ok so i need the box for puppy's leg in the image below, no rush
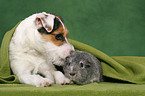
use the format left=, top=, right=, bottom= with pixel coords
left=11, top=60, right=54, bottom=87
left=18, top=74, right=54, bottom=87
left=38, top=64, right=71, bottom=84
left=38, top=64, right=55, bottom=82
left=52, top=71, right=71, bottom=85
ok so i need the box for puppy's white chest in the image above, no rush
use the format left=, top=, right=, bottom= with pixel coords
left=25, top=49, right=45, bottom=73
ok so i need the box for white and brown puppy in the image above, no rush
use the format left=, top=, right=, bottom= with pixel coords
left=9, top=12, right=74, bottom=87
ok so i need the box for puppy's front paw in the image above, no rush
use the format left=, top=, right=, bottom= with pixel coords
left=36, top=78, right=54, bottom=87
left=56, top=77, right=72, bottom=85
left=53, top=71, right=72, bottom=85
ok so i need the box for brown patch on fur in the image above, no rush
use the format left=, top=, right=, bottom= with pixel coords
left=40, top=25, right=69, bottom=46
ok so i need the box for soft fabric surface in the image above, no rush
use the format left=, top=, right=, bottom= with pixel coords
left=1, top=23, right=145, bottom=85
left=0, top=23, right=20, bottom=84
left=0, top=83, right=145, bottom=96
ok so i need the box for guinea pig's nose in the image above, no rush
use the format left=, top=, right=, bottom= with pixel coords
left=69, top=72, right=75, bottom=76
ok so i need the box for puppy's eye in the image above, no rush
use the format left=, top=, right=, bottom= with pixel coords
left=53, top=33, right=64, bottom=41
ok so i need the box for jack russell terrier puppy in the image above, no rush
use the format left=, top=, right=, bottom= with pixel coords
left=9, top=12, right=74, bottom=87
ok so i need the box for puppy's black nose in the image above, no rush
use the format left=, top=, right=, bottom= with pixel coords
left=69, top=72, right=75, bottom=76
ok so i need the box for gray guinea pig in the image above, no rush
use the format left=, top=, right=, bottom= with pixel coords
left=63, top=51, right=103, bottom=85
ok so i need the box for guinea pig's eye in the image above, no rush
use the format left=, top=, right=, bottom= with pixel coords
left=79, top=61, right=84, bottom=69
left=80, top=63, right=83, bottom=68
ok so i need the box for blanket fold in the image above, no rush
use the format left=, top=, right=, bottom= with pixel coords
left=0, top=23, right=20, bottom=84
left=1, top=23, right=145, bottom=84
left=68, top=39, right=145, bottom=84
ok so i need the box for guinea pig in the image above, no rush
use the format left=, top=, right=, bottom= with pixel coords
left=63, top=50, right=103, bottom=85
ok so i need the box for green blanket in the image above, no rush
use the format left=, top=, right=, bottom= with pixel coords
left=1, top=83, right=145, bottom=96
left=1, top=23, right=145, bottom=84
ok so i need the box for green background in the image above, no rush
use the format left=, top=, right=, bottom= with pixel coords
left=0, top=0, right=145, bottom=56
left=1, top=1, right=145, bottom=95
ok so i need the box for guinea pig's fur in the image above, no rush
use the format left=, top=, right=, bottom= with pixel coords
left=63, top=51, right=103, bottom=85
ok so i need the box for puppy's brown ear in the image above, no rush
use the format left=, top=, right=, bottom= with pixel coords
left=35, top=17, right=53, bottom=34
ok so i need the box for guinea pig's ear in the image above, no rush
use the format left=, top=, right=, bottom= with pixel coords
left=86, top=60, right=94, bottom=68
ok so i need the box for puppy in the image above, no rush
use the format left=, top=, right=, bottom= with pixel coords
left=9, top=12, right=74, bottom=87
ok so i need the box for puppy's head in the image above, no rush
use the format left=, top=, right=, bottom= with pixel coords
left=34, top=12, right=74, bottom=66
left=35, top=12, right=69, bottom=46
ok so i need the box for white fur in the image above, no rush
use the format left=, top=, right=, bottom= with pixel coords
left=9, top=12, right=74, bottom=87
